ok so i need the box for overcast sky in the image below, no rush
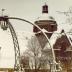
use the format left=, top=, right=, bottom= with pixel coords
left=0, top=0, right=72, bottom=31
left=0, top=0, right=72, bottom=68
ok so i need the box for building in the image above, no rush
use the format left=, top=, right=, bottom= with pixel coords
left=53, top=29, right=72, bottom=72
left=33, top=4, right=72, bottom=72
left=33, top=3, right=57, bottom=48
left=33, top=4, right=57, bottom=38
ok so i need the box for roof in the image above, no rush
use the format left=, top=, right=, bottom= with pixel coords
left=37, top=14, right=55, bottom=21
left=53, top=29, right=72, bottom=51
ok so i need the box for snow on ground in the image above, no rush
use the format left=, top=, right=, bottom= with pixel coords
left=0, top=29, right=34, bottom=68
left=0, top=27, right=72, bottom=68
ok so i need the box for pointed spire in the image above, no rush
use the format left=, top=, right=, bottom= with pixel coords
left=42, top=3, right=48, bottom=13
left=61, top=29, right=65, bottom=33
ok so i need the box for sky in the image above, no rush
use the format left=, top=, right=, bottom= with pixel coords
left=0, top=0, right=72, bottom=68
left=0, top=0, right=72, bottom=31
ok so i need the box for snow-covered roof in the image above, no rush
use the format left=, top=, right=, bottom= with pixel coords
left=43, top=28, right=72, bottom=49
left=60, top=29, right=72, bottom=46
left=50, top=29, right=72, bottom=51
left=49, top=30, right=61, bottom=47
left=37, top=14, right=55, bottom=21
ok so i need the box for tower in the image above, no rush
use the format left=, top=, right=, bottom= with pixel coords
left=33, top=3, right=57, bottom=49
left=33, top=3, right=57, bottom=38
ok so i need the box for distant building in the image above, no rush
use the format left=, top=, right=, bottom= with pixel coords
left=33, top=4, right=57, bottom=38
left=33, top=3, right=72, bottom=72
left=53, top=29, right=72, bottom=72
left=33, top=3, right=57, bottom=48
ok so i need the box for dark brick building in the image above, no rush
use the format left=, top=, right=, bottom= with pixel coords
left=53, top=30, right=72, bottom=72
left=33, top=4, right=72, bottom=72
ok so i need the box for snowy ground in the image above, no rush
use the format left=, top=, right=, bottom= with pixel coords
left=0, top=28, right=33, bottom=68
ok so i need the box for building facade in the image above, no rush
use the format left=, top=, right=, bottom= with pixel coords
left=33, top=4, right=72, bottom=72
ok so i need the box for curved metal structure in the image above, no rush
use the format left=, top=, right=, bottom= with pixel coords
left=0, top=17, right=21, bottom=71
left=0, top=16, right=57, bottom=72
left=8, top=21, right=21, bottom=70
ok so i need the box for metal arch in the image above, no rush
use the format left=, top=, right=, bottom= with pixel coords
left=7, top=17, right=56, bottom=62
left=7, top=21, right=21, bottom=71
left=7, top=16, right=56, bottom=70
left=0, top=17, right=21, bottom=71
left=5, top=17, right=52, bottom=48
left=0, top=16, right=57, bottom=71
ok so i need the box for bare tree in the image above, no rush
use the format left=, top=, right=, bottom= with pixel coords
left=20, top=35, right=51, bottom=71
